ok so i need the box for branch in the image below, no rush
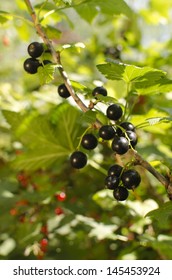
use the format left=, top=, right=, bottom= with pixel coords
left=131, top=150, right=172, bottom=200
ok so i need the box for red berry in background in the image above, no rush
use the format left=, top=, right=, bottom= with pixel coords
left=17, top=174, right=29, bottom=187
left=2, top=35, right=10, bottom=46
left=19, top=214, right=26, bottom=223
left=55, top=207, right=64, bottom=215
left=10, top=208, right=18, bottom=216
left=15, top=199, right=28, bottom=206
left=41, top=225, right=48, bottom=235
left=55, top=192, right=66, bottom=202
left=40, top=238, right=48, bottom=248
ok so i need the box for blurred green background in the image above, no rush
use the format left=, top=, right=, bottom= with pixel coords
left=0, top=0, right=172, bottom=260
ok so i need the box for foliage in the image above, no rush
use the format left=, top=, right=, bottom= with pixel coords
left=0, top=0, right=172, bottom=260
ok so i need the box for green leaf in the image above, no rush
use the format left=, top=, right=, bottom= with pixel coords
left=12, top=148, right=69, bottom=171
left=97, top=62, right=166, bottom=83
left=37, top=64, right=56, bottom=85
left=97, top=62, right=172, bottom=95
left=134, top=77, right=172, bottom=95
left=11, top=104, right=83, bottom=171
left=52, top=103, right=83, bottom=150
left=2, top=110, right=38, bottom=138
left=145, top=117, right=172, bottom=126
left=0, top=11, right=13, bottom=24
left=42, top=25, right=61, bottom=40
left=80, top=110, right=97, bottom=124
left=146, top=201, right=172, bottom=228
left=74, top=0, right=133, bottom=22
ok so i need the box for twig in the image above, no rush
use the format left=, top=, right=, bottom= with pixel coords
left=131, top=150, right=172, bottom=200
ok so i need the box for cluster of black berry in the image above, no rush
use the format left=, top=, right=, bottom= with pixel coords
left=105, top=164, right=141, bottom=201
left=68, top=86, right=138, bottom=166
left=23, top=42, right=51, bottom=74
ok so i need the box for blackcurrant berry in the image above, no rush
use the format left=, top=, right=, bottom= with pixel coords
left=27, top=42, right=44, bottom=58
left=108, top=164, right=123, bottom=177
left=121, top=169, right=141, bottom=189
left=99, top=125, right=115, bottom=140
left=105, top=175, right=119, bottom=190
left=116, top=121, right=135, bottom=135
left=106, top=104, right=123, bottom=121
left=23, top=58, right=41, bottom=74
left=126, top=130, right=137, bottom=147
left=113, top=187, right=129, bottom=201
left=92, top=86, right=107, bottom=97
left=58, top=84, right=70, bottom=98
left=70, top=151, right=87, bottom=169
left=111, top=136, right=129, bottom=155
left=81, top=133, right=98, bottom=150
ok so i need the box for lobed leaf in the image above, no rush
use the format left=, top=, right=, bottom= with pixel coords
left=146, top=201, right=172, bottom=228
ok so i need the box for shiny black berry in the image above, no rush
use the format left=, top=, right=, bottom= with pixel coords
left=106, top=104, right=123, bottom=121
left=70, top=151, right=87, bottom=169
left=92, top=86, right=107, bottom=97
left=111, top=136, right=129, bottom=155
left=99, top=125, right=115, bottom=140
left=23, top=58, right=41, bottom=74
left=27, top=42, right=44, bottom=58
left=58, top=84, right=70, bottom=98
left=126, top=130, right=137, bottom=147
left=121, top=169, right=141, bottom=189
left=117, top=121, right=135, bottom=135
left=105, top=175, right=119, bottom=190
left=81, top=134, right=98, bottom=150
left=113, top=187, right=129, bottom=201
left=108, top=164, right=123, bottom=177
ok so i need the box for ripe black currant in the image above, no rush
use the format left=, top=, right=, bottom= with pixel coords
left=113, top=187, right=129, bottom=201
left=126, top=130, right=137, bottom=147
left=23, top=58, right=41, bottom=74
left=70, top=151, right=87, bottom=169
left=92, top=86, right=107, bottom=97
left=117, top=121, right=135, bottom=135
left=58, top=84, right=70, bottom=98
left=105, top=175, right=119, bottom=190
left=27, top=42, right=44, bottom=58
left=108, top=164, right=123, bottom=177
left=81, top=133, right=98, bottom=150
left=111, top=136, right=129, bottom=155
left=99, top=125, right=115, bottom=140
left=121, top=169, right=141, bottom=189
left=106, top=104, right=123, bottom=121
